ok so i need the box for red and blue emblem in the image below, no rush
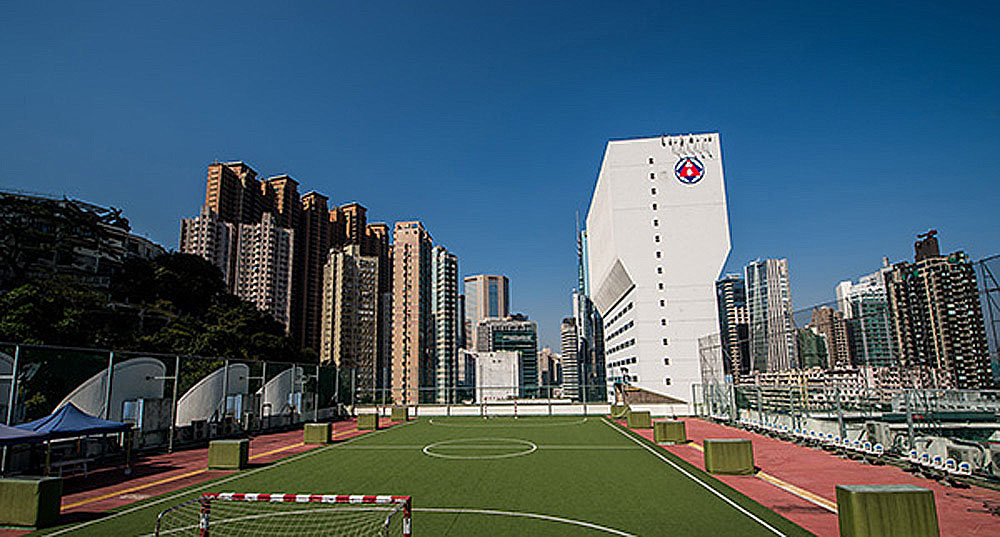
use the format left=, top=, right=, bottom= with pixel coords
left=674, top=156, right=705, bottom=184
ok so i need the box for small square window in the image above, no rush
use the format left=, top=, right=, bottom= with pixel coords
left=661, top=319, right=666, bottom=326
left=652, top=203, right=657, bottom=210
left=649, top=172, right=655, bottom=179
left=656, top=251, right=661, bottom=258
left=664, top=378, right=672, bottom=386
left=659, top=299, right=665, bottom=307
left=654, top=235, right=660, bottom=242
left=657, top=267, right=663, bottom=274
left=653, top=219, right=658, bottom=227
left=648, top=157, right=654, bottom=164
left=658, top=282, right=664, bottom=290
left=651, top=188, right=657, bottom=195
left=662, top=338, right=669, bottom=345
left=663, top=358, right=670, bottom=365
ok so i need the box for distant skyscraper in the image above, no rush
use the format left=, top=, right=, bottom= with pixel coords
left=477, top=316, right=538, bottom=396
left=885, top=231, right=993, bottom=389
left=179, top=205, right=237, bottom=289
left=836, top=260, right=896, bottom=367
left=538, top=347, right=562, bottom=388
left=559, top=317, right=579, bottom=396
left=233, top=212, right=295, bottom=330
left=464, top=274, right=510, bottom=350
left=319, top=244, right=379, bottom=395
left=715, top=274, right=750, bottom=380
left=391, top=221, right=433, bottom=403
left=341, top=202, right=367, bottom=247
left=809, top=307, right=850, bottom=369
left=745, top=258, right=797, bottom=372
left=586, top=133, right=730, bottom=402
left=431, top=246, right=459, bottom=402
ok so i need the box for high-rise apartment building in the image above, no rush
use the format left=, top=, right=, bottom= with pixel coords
left=836, top=261, right=896, bottom=367
left=204, top=161, right=263, bottom=225
left=364, top=222, right=393, bottom=390
left=233, top=212, right=295, bottom=329
left=586, top=134, right=730, bottom=402
left=391, top=221, right=433, bottom=403
left=477, top=316, right=538, bottom=396
left=809, top=307, right=850, bottom=369
left=885, top=232, right=992, bottom=389
left=574, top=229, right=606, bottom=401
left=341, top=203, right=367, bottom=247
left=560, top=316, right=579, bottom=396
left=715, top=274, right=750, bottom=380
left=319, top=244, right=379, bottom=394
left=464, top=274, right=510, bottom=351
left=745, top=258, right=798, bottom=373
left=179, top=205, right=237, bottom=288
left=298, top=192, right=334, bottom=351
left=431, top=246, right=459, bottom=402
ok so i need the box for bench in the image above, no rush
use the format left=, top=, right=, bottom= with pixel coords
left=50, top=457, right=95, bottom=477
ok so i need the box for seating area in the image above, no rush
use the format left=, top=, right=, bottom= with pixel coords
left=906, top=449, right=973, bottom=478
left=737, top=417, right=885, bottom=462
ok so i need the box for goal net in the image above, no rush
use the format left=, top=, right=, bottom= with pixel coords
left=155, top=493, right=411, bottom=537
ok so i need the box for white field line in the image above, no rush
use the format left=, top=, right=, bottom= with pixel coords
left=602, top=418, right=789, bottom=537
left=337, top=444, right=641, bottom=450
left=428, top=417, right=588, bottom=427
left=44, top=420, right=417, bottom=537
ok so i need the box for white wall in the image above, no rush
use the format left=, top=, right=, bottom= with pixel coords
left=587, top=134, right=731, bottom=403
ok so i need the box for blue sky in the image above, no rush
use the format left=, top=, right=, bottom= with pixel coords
left=2, top=1, right=998, bottom=350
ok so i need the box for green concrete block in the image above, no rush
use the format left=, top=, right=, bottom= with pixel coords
left=391, top=406, right=409, bottom=422
left=704, top=439, right=754, bottom=475
left=627, top=410, right=652, bottom=429
left=0, top=477, right=63, bottom=528
left=654, top=420, right=687, bottom=443
left=357, top=413, right=379, bottom=430
left=208, top=439, right=249, bottom=470
left=611, top=404, right=630, bottom=419
left=836, top=485, right=939, bottom=537
left=303, top=423, right=331, bottom=444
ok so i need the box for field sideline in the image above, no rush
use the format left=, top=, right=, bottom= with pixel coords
left=33, top=416, right=815, bottom=536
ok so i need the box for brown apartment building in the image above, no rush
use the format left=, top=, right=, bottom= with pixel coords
left=391, top=221, right=433, bottom=403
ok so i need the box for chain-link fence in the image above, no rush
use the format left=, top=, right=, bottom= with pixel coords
left=0, top=342, right=347, bottom=475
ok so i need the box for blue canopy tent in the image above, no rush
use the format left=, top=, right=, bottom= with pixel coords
left=0, top=423, right=48, bottom=447
left=15, top=403, right=132, bottom=476
left=15, top=403, right=132, bottom=438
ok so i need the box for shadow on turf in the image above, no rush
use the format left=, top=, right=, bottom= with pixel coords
left=61, top=460, right=187, bottom=495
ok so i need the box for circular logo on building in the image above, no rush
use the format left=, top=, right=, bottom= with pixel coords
left=674, top=156, right=705, bottom=184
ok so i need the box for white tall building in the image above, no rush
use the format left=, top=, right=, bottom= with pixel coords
left=234, top=212, right=295, bottom=330
left=179, top=205, right=237, bottom=287
left=586, top=133, right=731, bottom=403
left=431, top=246, right=459, bottom=402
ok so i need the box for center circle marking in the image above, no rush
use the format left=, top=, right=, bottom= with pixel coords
left=422, top=438, right=537, bottom=460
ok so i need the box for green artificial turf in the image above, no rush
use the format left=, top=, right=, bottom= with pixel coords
left=35, top=416, right=814, bottom=537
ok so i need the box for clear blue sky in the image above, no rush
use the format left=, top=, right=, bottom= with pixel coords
left=2, top=1, right=998, bottom=350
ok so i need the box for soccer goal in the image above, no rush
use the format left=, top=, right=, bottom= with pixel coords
left=154, top=493, right=411, bottom=537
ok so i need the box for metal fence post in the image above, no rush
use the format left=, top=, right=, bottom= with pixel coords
left=314, top=364, right=320, bottom=422
left=168, top=355, right=180, bottom=453
left=835, top=385, right=846, bottom=440
left=904, top=389, right=915, bottom=450
left=1, top=344, right=21, bottom=474
left=104, top=350, right=116, bottom=420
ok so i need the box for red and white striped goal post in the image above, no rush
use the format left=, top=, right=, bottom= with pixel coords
left=196, top=493, right=412, bottom=537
